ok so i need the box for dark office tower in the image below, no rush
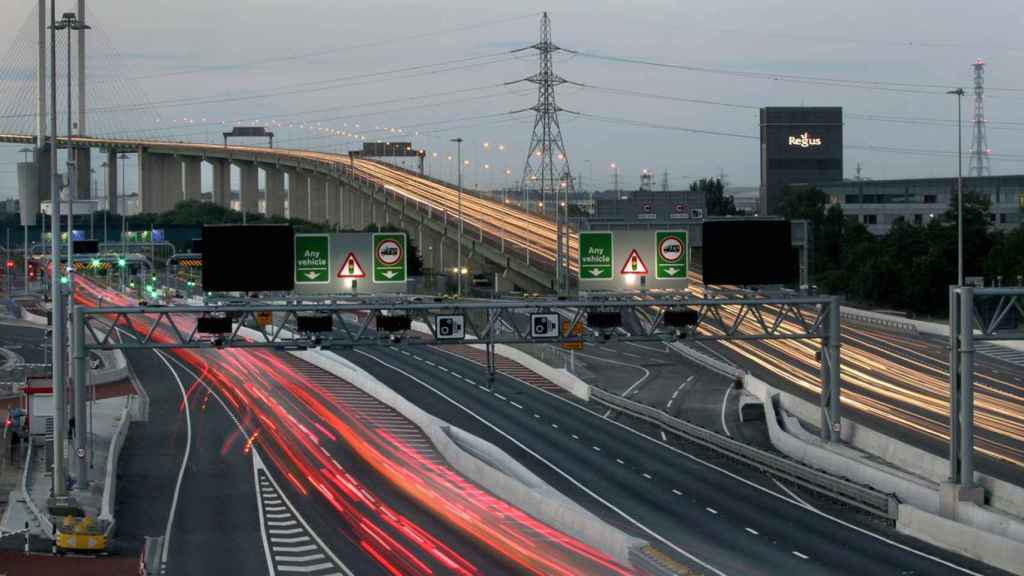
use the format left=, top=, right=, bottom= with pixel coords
left=760, top=107, right=843, bottom=215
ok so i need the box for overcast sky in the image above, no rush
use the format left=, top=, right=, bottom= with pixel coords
left=2, top=0, right=1024, bottom=198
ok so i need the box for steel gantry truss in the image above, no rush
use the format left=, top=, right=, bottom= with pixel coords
left=59, top=294, right=845, bottom=500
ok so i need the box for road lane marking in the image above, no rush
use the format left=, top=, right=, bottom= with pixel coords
left=720, top=386, right=733, bottom=437
left=672, top=489, right=683, bottom=496
left=510, top=401, right=524, bottom=409
left=592, top=445, right=602, bottom=451
left=153, top=351, right=192, bottom=575
left=353, top=349, right=730, bottom=576
left=642, top=473, right=652, bottom=480
left=494, top=393, right=507, bottom=400
left=745, top=528, right=758, bottom=535
left=616, top=459, right=625, bottom=465
left=792, top=551, right=809, bottom=560
left=705, top=507, right=718, bottom=515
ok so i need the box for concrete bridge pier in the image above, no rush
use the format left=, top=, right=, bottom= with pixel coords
left=238, top=162, right=259, bottom=214
left=211, top=158, right=231, bottom=208
left=265, top=167, right=285, bottom=217
left=161, top=155, right=182, bottom=211
left=309, top=174, right=326, bottom=223
left=74, top=146, right=91, bottom=200
left=326, top=179, right=341, bottom=228
left=104, top=150, right=117, bottom=213
left=183, top=157, right=202, bottom=202
left=288, top=169, right=309, bottom=220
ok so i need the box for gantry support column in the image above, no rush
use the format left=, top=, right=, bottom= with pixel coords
left=211, top=158, right=231, bottom=208
left=327, top=179, right=341, bottom=228
left=183, top=157, right=202, bottom=202
left=308, top=174, right=326, bottom=223
left=288, top=170, right=309, bottom=220
left=238, top=162, right=259, bottom=215
left=341, top=186, right=353, bottom=229
left=265, top=167, right=285, bottom=217
left=105, top=149, right=118, bottom=213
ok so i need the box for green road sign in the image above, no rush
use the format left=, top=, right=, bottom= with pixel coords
left=373, top=233, right=407, bottom=283
left=655, top=230, right=688, bottom=279
left=579, top=231, right=614, bottom=280
left=295, top=234, right=331, bottom=284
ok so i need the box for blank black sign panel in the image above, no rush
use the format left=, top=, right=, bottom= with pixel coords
left=702, top=220, right=795, bottom=286
left=201, top=225, right=294, bottom=292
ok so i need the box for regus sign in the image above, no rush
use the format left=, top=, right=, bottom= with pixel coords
left=788, top=132, right=822, bottom=148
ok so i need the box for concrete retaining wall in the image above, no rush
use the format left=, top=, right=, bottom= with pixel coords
left=897, top=504, right=1024, bottom=576
left=671, top=342, right=745, bottom=380
left=20, top=306, right=47, bottom=326
left=91, top=350, right=129, bottom=386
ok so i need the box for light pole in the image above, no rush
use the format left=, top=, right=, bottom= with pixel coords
left=948, top=88, right=965, bottom=286
left=100, top=161, right=107, bottom=245
left=451, top=137, right=463, bottom=296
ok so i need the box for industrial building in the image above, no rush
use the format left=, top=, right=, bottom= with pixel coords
left=823, top=175, right=1024, bottom=235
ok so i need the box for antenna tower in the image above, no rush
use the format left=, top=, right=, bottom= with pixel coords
left=969, top=59, right=991, bottom=177
left=513, top=12, right=575, bottom=294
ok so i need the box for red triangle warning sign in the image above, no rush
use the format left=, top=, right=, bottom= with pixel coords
left=620, top=249, right=649, bottom=275
left=337, top=252, right=366, bottom=278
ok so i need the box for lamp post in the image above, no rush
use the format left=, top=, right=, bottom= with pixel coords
left=100, top=161, right=107, bottom=245
left=948, top=88, right=965, bottom=287
left=451, top=137, right=463, bottom=296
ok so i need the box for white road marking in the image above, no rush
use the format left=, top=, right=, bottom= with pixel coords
left=592, top=445, right=601, bottom=451
left=494, top=393, right=507, bottom=400
left=267, top=520, right=299, bottom=527
left=269, top=528, right=304, bottom=536
left=792, top=551, right=809, bottom=560
left=660, top=430, right=668, bottom=442
left=672, top=489, right=683, bottom=496
left=278, top=563, right=335, bottom=573
left=533, top=413, right=541, bottom=419
left=551, top=423, right=559, bottom=429
left=510, top=401, right=524, bottom=409
left=616, top=459, right=625, bottom=465
left=270, top=536, right=311, bottom=544
left=275, top=553, right=326, bottom=563
left=745, top=528, right=759, bottom=535
left=154, top=351, right=192, bottom=574
left=706, top=507, right=718, bottom=515
left=720, top=386, right=733, bottom=437
left=571, top=434, right=579, bottom=440
left=642, top=473, right=652, bottom=480
left=772, top=479, right=814, bottom=510
left=274, top=545, right=317, bottom=553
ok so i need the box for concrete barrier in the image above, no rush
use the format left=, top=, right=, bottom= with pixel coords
left=20, top=306, right=47, bottom=326
left=98, top=396, right=134, bottom=537
left=410, top=318, right=591, bottom=400
left=670, top=342, right=745, bottom=380
left=90, top=349, right=129, bottom=386
left=841, top=304, right=1024, bottom=354
left=20, top=441, right=53, bottom=537
left=468, top=342, right=591, bottom=401
left=897, top=504, right=1024, bottom=576
left=239, top=324, right=644, bottom=569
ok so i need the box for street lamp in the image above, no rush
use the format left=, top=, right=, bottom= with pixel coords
left=948, top=88, right=965, bottom=286
left=54, top=11, right=89, bottom=301
left=451, top=137, right=464, bottom=296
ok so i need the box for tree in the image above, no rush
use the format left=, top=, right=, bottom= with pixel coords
left=690, top=178, right=737, bottom=216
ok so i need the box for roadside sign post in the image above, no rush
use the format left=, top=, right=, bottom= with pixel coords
left=579, top=232, right=613, bottom=280
left=372, top=233, right=407, bottom=283
left=295, top=234, right=331, bottom=284
left=655, top=231, right=688, bottom=280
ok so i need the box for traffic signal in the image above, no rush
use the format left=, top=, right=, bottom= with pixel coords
left=117, top=258, right=127, bottom=267
left=91, top=258, right=101, bottom=268
left=5, top=259, right=14, bottom=270
left=60, top=276, right=69, bottom=285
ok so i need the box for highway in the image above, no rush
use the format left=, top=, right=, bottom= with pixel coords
left=333, top=337, right=1009, bottom=576
left=74, top=276, right=633, bottom=575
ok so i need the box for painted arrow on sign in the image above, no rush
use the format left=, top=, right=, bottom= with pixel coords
left=380, top=270, right=399, bottom=280
left=303, top=271, right=321, bottom=281
left=662, top=267, right=681, bottom=276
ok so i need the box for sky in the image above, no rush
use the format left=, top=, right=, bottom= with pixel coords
left=2, top=0, right=1024, bottom=199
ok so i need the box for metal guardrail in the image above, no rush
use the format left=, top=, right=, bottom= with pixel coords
left=840, top=312, right=918, bottom=335
left=591, top=387, right=900, bottom=520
